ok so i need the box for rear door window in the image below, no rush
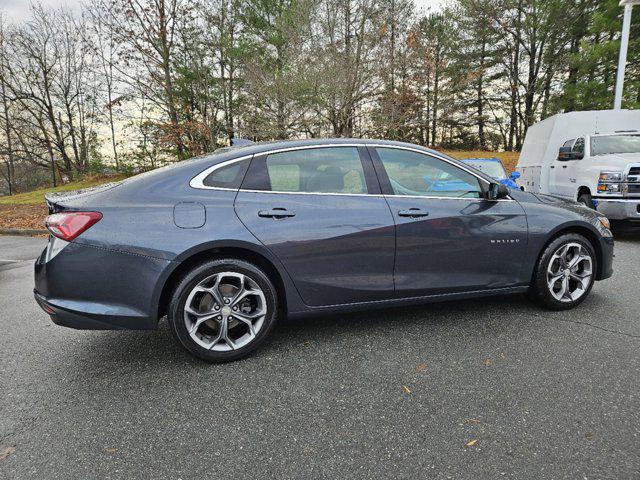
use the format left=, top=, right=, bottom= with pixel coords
left=250, top=147, right=368, bottom=194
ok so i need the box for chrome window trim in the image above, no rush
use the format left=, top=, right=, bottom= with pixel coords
left=236, top=189, right=498, bottom=201
left=189, top=143, right=513, bottom=200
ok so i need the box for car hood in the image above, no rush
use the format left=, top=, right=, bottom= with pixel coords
left=514, top=190, right=605, bottom=220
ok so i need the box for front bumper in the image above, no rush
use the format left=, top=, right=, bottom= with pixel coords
left=594, top=198, right=640, bottom=220
left=597, top=236, right=614, bottom=281
left=34, top=237, right=171, bottom=330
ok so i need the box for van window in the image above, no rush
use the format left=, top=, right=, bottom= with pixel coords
left=591, top=135, right=640, bottom=156
left=572, top=138, right=585, bottom=155
left=562, top=139, right=575, bottom=148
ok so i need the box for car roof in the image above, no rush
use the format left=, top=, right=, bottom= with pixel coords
left=219, top=138, right=449, bottom=158
left=461, top=157, right=502, bottom=163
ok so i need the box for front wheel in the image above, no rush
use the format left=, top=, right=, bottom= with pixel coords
left=168, top=259, right=279, bottom=362
left=529, top=234, right=596, bottom=310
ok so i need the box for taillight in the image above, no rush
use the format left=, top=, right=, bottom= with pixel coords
left=44, top=211, right=102, bottom=241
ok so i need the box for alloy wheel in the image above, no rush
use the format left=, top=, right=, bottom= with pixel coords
left=183, top=272, right=267, bottom=351
left=546, top=243, right=593, bottom=303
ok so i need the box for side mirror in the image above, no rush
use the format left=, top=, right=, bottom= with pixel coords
left=558, top=147, right=584, bottom=161
left=510, top=171, right=521, bottom=180
left=487, top=182, right=509, bottom=200
left=557, top=146, right=572, bottom=161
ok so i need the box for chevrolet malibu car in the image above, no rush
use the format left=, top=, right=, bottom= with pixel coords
left=34, top=139, right=614, bottom=362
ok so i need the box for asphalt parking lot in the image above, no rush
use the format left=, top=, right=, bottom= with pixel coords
left=1, top=230, right=639, bottom=479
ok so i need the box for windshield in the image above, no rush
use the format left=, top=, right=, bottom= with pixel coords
left=591, top=135, right=640, bottom=156
left=462, top=160, right=506, bottom=180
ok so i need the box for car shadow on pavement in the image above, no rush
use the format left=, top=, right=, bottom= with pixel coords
left=69, top=292, right=540, bottom=369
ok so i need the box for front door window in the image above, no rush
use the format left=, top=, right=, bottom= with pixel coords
left=375, top=148, right=483, bottom=198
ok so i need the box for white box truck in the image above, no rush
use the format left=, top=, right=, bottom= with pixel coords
left=516, top=109, right=640, bottom=220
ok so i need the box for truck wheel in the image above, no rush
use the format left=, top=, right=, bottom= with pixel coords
left=529, top=234, right=596, bottom=311
left=578, top=193, right=594, bottom=209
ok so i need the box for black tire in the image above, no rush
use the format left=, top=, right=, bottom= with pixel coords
left=168, top=258, right=279, bottom=362
left=578, top=192, right=594, bottom=209
left=528, top=233, right=597, bottom=311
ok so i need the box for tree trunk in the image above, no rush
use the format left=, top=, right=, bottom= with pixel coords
left=508, top=0, right=522, bottom=151
left=431, top=47, right=440, bottom=145
left=0, top=76, right=14, bottom=195
left=477, top=39, right=486, bottom=149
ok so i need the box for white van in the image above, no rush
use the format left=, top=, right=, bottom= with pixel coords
left=517, top=109, right=640, bottom=220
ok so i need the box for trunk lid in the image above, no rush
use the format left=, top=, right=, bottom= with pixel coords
left=44, top=182, right=122, bottom=214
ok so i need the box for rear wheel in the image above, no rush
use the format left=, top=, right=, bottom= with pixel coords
left=529, top=234, right=596, bottom=310
left=168, top=259, right=278, bottom=362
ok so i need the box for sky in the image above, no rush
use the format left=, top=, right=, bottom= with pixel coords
left=1, top=0, right=449, bottom=23
left=1, top=0, right=80, bottom=22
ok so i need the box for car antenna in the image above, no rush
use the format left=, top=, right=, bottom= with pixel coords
left=230, top=138, right=255, bottom=147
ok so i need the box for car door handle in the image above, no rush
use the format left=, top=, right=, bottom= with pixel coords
left=550, top=165, right=555, bottom=169
left=398, top=208, right=429, bottom=218
left=258, top=208, right=296, bottom=219
left=562, top=165, right=567, bottom=168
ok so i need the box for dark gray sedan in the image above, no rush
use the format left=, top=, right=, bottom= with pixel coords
left=34, top=139, right=614, bottom=362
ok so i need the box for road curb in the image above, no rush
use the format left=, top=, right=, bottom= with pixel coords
left=0, top=228, right=47, bottom=236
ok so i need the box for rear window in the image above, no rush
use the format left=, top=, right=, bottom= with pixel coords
left=203, top=159, right=250, bottom=188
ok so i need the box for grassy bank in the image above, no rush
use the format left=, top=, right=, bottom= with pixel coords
left=0, top=174, right=125, bottom=232
left=0, top=175, right=126, bottom=206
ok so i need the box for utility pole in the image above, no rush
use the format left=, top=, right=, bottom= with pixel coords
left=614, top=0, right=639, bottom=109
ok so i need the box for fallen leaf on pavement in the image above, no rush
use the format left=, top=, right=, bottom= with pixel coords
left=584, top=432, right=594, bottom=440
left=483, top=358, right=492, bottom=366
left=0, top=447, right=16, bottom=461
left=104, top=448, right=117, bottom=454
left=402, top=385, right=412, bottom=394
left=466, top=439, right=478, bottom=447
left=416, top=363, right=428, bottom=372
left=468, top=418, right=481, bottom=425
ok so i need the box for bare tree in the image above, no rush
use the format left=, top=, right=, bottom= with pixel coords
left=0, top=14, right=15, bottom=194
left=95, top=0, right=188, bottom=156
left=88, top=0, right=123, bottom=169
